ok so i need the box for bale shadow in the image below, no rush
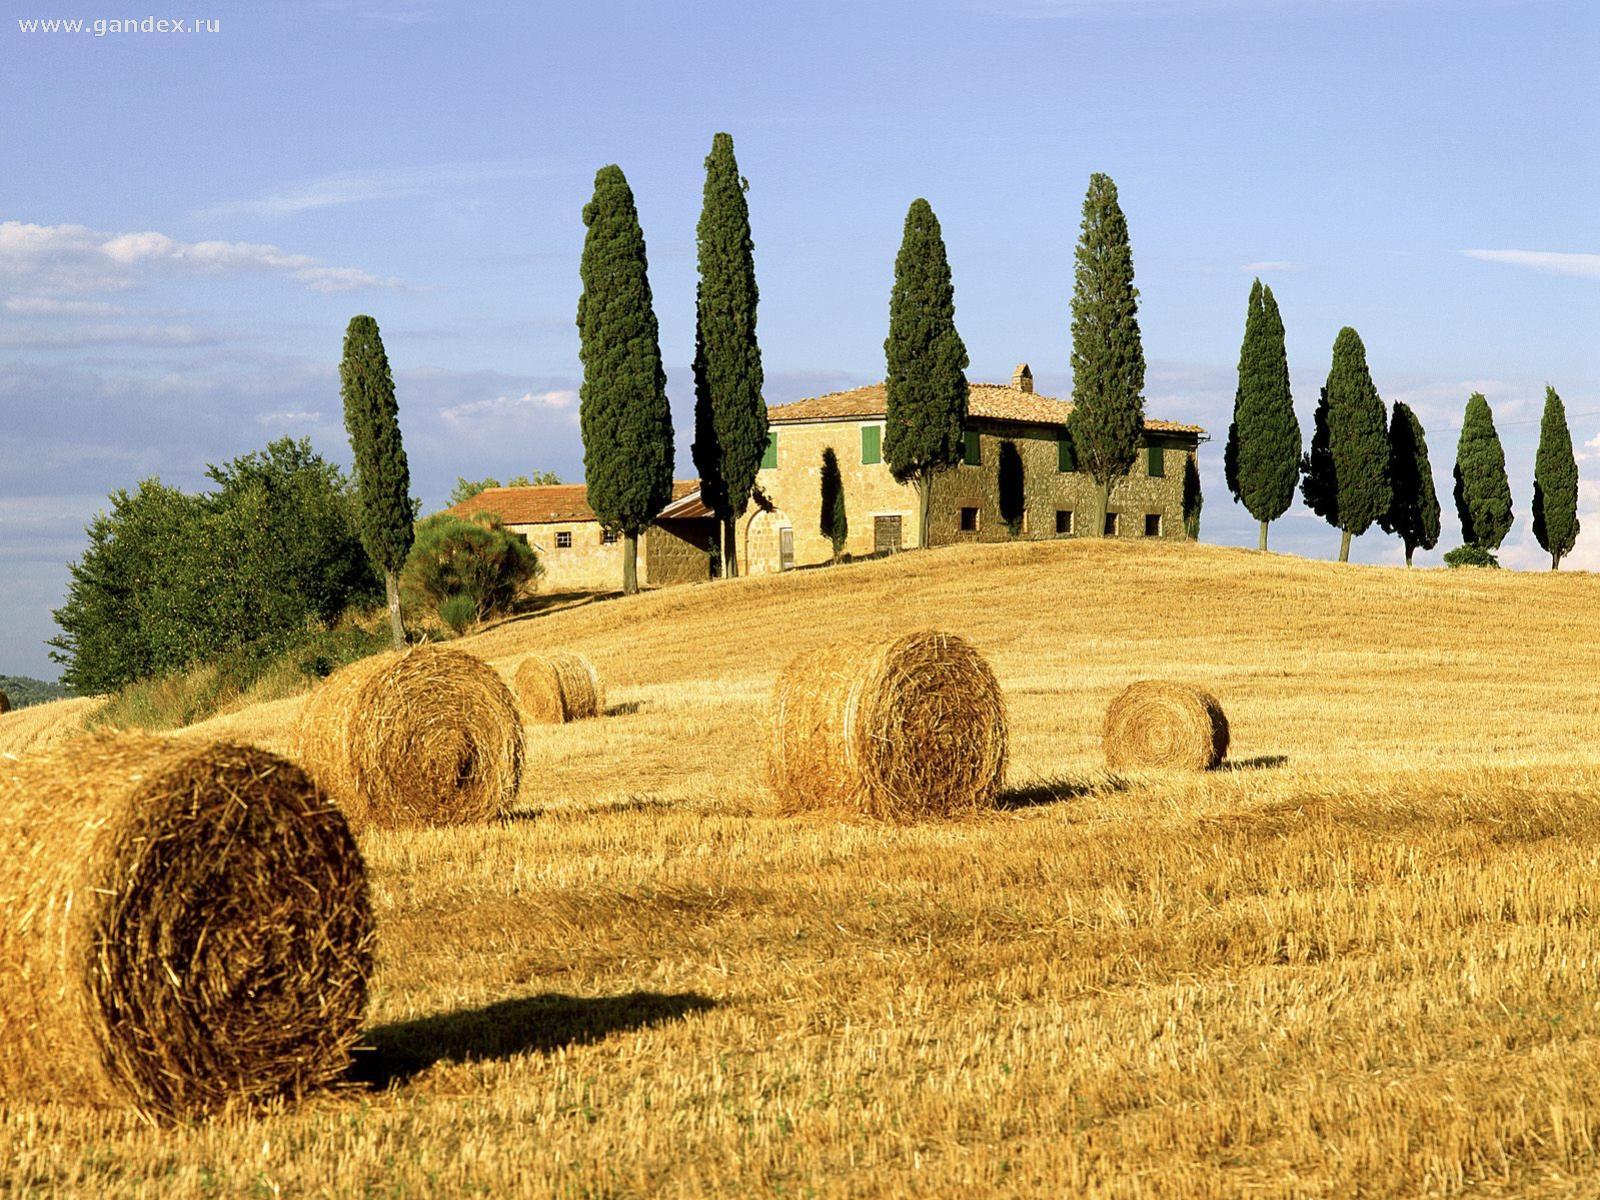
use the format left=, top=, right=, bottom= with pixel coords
left=350, top=990, right=717, bottom=1089
left=605, top=700, right=647, bottom=717
left=996, top=776, right=1127, bottom=810
left=1221, top=755, right=1289, bottom=772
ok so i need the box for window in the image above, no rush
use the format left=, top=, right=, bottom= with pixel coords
left=861, top=424, right=882, bottom=465
left=962, top=429, right=981, bottom=466
left=1144, top=513, right=1163, bottom=538
left=1055, top=509, right=1074, bottom=536
left=601, top=529, right=619, bottom=544
left=959, top=506, right=980, bottom=532
left=761, top=431, right=778, bottom=470
left=1146, top=442, right=1165, bottom=478
left=1104, top=512, right=1119, bottom=536
left=1057, top=431, right=1076, bottom=473
left=555, top=531, right=573, bottom=549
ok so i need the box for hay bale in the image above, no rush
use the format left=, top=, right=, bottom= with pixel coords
left=513, top=652, right=604, bottom=724
left=294, top=646, right=523, bottom=828
left=1103, top=680, right=1229, bottom=771
left=0, top=733, right=373, bottom=1121
left=767, top=630, right=1007, bottom=820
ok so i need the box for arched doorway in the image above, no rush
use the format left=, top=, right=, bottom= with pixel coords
left=745, top=506, right=793, bottom=575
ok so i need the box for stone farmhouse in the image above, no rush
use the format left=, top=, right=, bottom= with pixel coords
left=739, top=364, right=1206, bottom=575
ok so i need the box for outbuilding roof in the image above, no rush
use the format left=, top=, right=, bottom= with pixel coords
left=767, top=380, right=1206, bottom=437
left=446, top=480, right=701, bottom=526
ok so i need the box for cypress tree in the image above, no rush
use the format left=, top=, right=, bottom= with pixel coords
left=1300, top=327, right=1389, bottom=561
left=1225, top=280, right=1300, bottom=550
left=1533, top=385, right=1579, bottom=569
left=577, top=165, right=675, bottom=595
left=1183, top=453, right=1204, bottom=539
left=1453, top=392, right=1513, bottom=553
left=1069, top=172, right=1145, bottom=535
left=339, top=314, right=414, bottom=647
left=819, top=447, right=848, bottom=562
left=1378, top=401, right=1440, bottom=566
left=690, top=132, right=767, bottom=579
left=883, top=198, right=968, bottom=548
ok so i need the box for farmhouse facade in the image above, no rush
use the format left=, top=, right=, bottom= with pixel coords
left=445, top=481, right=716, bottom=592
left=739, top=364, right=1207, bottom=574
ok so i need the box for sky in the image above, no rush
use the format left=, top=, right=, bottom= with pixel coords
left=1, top=0, right=1596, bottom=679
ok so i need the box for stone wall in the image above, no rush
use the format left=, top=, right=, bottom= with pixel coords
left=510, top=518, right=715, bottom=592
left=647, top=518, right=715, bottom=585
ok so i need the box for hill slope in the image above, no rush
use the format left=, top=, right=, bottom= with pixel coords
left=10, top=539, right=1600, bottom=1197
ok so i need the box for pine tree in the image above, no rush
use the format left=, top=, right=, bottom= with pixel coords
left=1453, top=392, right=1513, bottom=553
left=1533, top=385, right=1578, bottom=568
left=883, top=198, right=968, bottom=547
left=1378, top=401, right=1440, bottom=566
left=1225, top=280, right=1300, bottom=550
left=1069, top=172, right=1145, bottom=534
left=339, top=314, right=414, bottom=646
left=690, top=132, right=766, bottom=578
left=819, top=447, right=848, bottom=562
left=1300, top=327, right=1389, bottom=561
left=577, top=165, right=675, bottom=595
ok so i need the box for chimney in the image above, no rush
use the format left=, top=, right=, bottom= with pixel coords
left=1011, top=363, right=1033, bottom=393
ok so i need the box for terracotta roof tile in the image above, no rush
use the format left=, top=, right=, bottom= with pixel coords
left=766, top=381, right=1206, bottom=436
left=446, top=480, right=701, bottom=526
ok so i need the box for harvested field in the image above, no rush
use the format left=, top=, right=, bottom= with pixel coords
left=12, top=538, right=1600, bottom=1196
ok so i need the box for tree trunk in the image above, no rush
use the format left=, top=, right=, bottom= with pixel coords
left=917, top=470, right=933, bottom=548
left=622, top=533, right=639, bottom=595
left=1338, top=529, right=1352, bottom=563
left=1405, top=545, right=1414, bottom=567
left=1553, top=551, right=1562, bottom=570
left=1096, top=481, right=1112, bottom=537
left=722, top=515, right=739, bottom=578
left=1258, top=519, right=1268, bottom=552
left=384, top=569, right=406, bottom=648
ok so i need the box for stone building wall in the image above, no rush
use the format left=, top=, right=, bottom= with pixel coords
left=508, top=519, right=621, bottom=592
left=647, top=519, right=715, bottom=585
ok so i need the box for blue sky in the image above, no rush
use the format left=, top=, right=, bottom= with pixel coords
left=1, top=0, right=1596, bottom=678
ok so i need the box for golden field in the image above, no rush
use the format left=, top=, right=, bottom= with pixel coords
left=7, top=537, right=1600, bottom=1197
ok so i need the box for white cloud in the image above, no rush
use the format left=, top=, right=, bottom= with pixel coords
left=256, top=410, right=324, bottom=426
left=1463, top=249, right=1600, bottom=280
left=0, top=220, right=401, bottom=295
left=440, top=389, right=578, bottom=423
left=3, top=296, right=125, bottom=317
left=0, top=322, right=225, bottom=348
left=200, top=162, right=542, bottom=219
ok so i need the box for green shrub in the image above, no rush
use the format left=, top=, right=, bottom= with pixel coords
left=400, top=511, right=540, bottom=622
left=1443, top=544, right=1500, bottom=569
left=438, top=594, right=478, bottom=636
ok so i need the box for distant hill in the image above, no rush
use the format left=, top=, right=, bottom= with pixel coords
left=0, top=675, right=72, bottom=709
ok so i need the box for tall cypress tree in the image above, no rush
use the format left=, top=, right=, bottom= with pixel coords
left=1225, top=280, right=1300, bottom=550
left=1300, top=327, right=1389, bottom=561
left=691, top=132, right=766, bottom=579
left=1069, top=173, right=1145, bottom=535
left=819, top=446, right=848, bottom=562
left=883, top=198, right=968, bottom=548
left=1379, top=401, right=1440, bottom=566
left=1533, top=385, right=1578, bottom=568
left=339, top=314, right=413, bottom=646
left=577, top=165, right=675, bottom=595
left=1453, top=392, right=1513, bottom=553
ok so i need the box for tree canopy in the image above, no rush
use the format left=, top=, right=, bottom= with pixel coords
left=1225, top=279, right=1299, bottom=549
left=1532, top=385, right=1579, bottom=568
left=1453, top=392, right=1513, bottom=552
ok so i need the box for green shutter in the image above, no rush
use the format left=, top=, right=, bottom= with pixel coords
left=861, top=424, right=881, bottom=465
left=963, top=429, right=981, bottom=466
left=761, top=431, right=777, bottom=470
left=1146, top=441, right=1165, bottom=478
left=1057, top=431, right=1076, bottom=473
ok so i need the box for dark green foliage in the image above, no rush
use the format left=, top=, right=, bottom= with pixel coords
left=1444, top=544, right=1500, bottom=569
left=437, top=595, right=478, bottom=637
left=450, top=472, right=561, bottom=508
left=50, top=439, right=379, bottom=695
left=577, top=164, right=675, bottom=592
left=0, top=675, right=71, bottom=707
left=339, top=315, right=414, bottom=573
left=1453, top=392, right=1513, bottom=551
left=1069, top=173, right=1145, bottom=510
left=883, top=198, right=969, bottom=547
left=690, top=133, right=767, bottom=576
left=819, top=447, right=848, bottom=561
left=400, top=511, right=540, bottom=622
left=1183, top=453, right=1204, bottom=539
left=997, top=441, right=1026, bottom=536
left=1533, top=385, right=1579, bottom=568
left=1225, top=280, right=1299, bottom=546
left=1379, top=402, right=1441, bottom=566
left=1299, top=328, right=1390, bottom=560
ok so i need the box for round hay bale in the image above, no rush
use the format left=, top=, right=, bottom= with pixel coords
left=767, top=630, right=1007, bottom=820
left=0, top=733, right=373, bottom=1121
left=294, top=646, right=523, bottom=828
left=1103, top=680, right=1229, bottom=771
left=0, top=688, right=10, bottom=715
left=513, top=652, right=604, bottom=724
